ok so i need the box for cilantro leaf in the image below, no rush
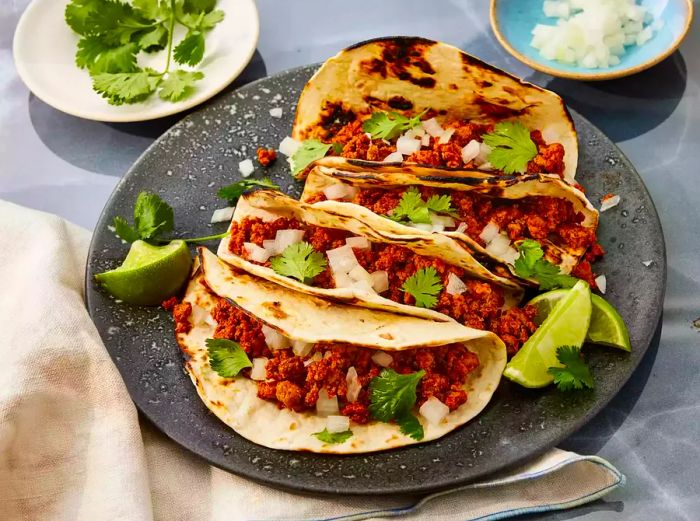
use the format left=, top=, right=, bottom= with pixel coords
left=76, top=38, right=138, bottom=73
left=390, top=187, right=431, bottom=224
left=362, top=110, right=425, bottom=140
left=425, top=193, right=457, bottom=217
left=289, top=140, right=332, bottom=175
left=482, top=121, right=538, bottom=174
left=92, top=71, right=161, bottom=105
left=401, top=267, right=443, bottom=309
left=217, top=178, right=280, bottom=204
left=158, top=70, right=203, bottom=101
left=548, top=346, right=594, bottom=391
left=206, top=338, right=252, bottom=377
left=132, top=0, right=168, bottom=19
left=369, top=369, right=425, bottom=422
left=182, top=0, right=217, bottom=13
left=513, top=239, right=578, bottom=290
left=112, top=216, right=141, bottom=243
left=173, top=31, right=205, bottom=66
left=85, top=0, right=154, bottom=46
left=133, top=191, right=175, bottom=240
left=138, top=24, right=168, bottom=52
left=65, top=0, right=103, bottom=35
left=397, top=413, right=424, bottom=440
left=312, top=428, right=353, bottom=444
left=270, top=242, right=327, bottom=283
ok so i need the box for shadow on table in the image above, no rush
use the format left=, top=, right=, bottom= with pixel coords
left=27, top=50, right=267, bottom=177
left=537, top=52, right=688, bottom=143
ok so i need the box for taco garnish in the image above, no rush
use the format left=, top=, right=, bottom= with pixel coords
left=173, top=249, right=507, bottom=453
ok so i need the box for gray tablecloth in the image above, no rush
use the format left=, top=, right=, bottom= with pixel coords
left=2, top=1, right=699, bottom=519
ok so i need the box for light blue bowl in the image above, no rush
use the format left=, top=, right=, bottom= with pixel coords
left=491, top=0, right=693, bottom=80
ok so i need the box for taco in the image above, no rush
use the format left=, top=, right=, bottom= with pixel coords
left=300, top=157, right=600, bottom=280
left=173, top=249, right=506, bottom=453
left=290, top=37, right=577, bottom=181
left=217, top=190, right=538, bottom=354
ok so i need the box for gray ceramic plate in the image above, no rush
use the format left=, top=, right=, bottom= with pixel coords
left=86, top=65, right=666, bottom=495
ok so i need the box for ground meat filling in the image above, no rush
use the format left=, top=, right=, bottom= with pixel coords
left=207, top=296, right=481, bottom=417
left=227, top=217, right=538, bottom=353
left=256, top=147, right=277, bottom=167
left=328, top=118, right=565, bottom=177
left=165, top=297, right=193, bottom=334
left=354, top=187, right=596, bottom=252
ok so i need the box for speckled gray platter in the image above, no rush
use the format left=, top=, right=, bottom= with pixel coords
left=86, top=65, right=666, bottom=496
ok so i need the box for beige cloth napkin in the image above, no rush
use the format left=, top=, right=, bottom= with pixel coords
left=0, top=200, right=624, bottom=521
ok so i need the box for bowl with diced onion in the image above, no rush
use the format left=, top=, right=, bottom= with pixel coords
left=490, top=0, right=693, bottom=80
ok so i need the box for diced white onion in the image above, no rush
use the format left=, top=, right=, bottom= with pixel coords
left=261, top=324, right=291, bottom=350
left=419, top=396, right=450, bottom=425
left=501, top=247, right=520, bottom=265
left=250, top=358, right=268, bottom=381
left=405, top=127, right=426, bottom=139
left=323, top=182, right=353, bottom=201
left=346, top=236, right=371, bottom=249
left=430, top=223, right=445, bottom=233
left=371, top=351, right=393, bottom=367
left=350, top=278, right=374, bottom=292
left=600, top=194, right=621, bottom=212
left=269, top=107, right=283, bottom=118
left=243, top=242, right=271, bottom=263
left=455, top=222, right=468, bottom=234
left=476, top=143, right=492, bottom=165
left=595, top=274, right=607, bottom=294
left=422, top=118, right=444, bottom=137
left=262, top=239, right=278, bottom=254
left=446, top=273, right=467, bottom=296
left=642, top=260, right=653, bottom=267
left=407, top=223, right=434, bottom=232
left=421, top=133, right=431, bottom=147
left=485, top=233, right=512, bottom=257
left=316, top=388, right=339, bottom=417
left=349, top=264, right=372, bottom=285
left=479, top=221, right=501, bottom=243
left=346, top=367, right=362, bottom=403
left=326, top=415, right=350, bottom=434
left=210, top=206, right=235, bottom=223
left=279, top=136, right=301, bottom=156
left=370, top=270, right=389, bottom=293
left=461, top=139, right=481, bottom=164
left=396, top=136, right=422, bottom=155
left=438, top=128, right=455, bottom=144
left=275, top=229, right=305, bottom=253
left=292, top=340, right=313, bottom=357
left=238, top=159, right=254, bottom=178
left=304, top=351, right=322, bottom=367
left=430, top=213, right=456, bottom=229
left=327, top=245, right=359, bottom=274
left=383, top=151, right=404, bottom=162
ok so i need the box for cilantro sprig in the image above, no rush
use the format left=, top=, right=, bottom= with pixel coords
left=313, top=429, right=353, bottom=444
left=206, top=338, right=252, bottom=377
left=270, top=242, right=328, bottom=283
left=65, top=0, right=224, bottom=105
left=369, top=369, right=425, bottom=440
left=401, top=267, right=444, bottom=309
left=482, top=122, right=538, bottom=174
left=362, top=110, right=427, bottom=140
left=217, top=178, right=280, bottom=204
left=548, top=346, right=594, bottom=391
left=389, top=187, right=458, bottom=225
left=289, top=140, right=334, bottom=175
left=112, top=191, right=228, bottom=244
left=513, top=240, right=578, bottom=290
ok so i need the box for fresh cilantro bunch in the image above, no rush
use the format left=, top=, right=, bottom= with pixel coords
left=206, top=338, right=252, bottom=377
left=369, top=369, right=425, bottom=440
left=217, top=178, right=280, bottom=204
left=65, top=0, right=224, bottom=105
left=482, top=121, right=538, bottom=174
left=401, top=267, right=444, bottom=309
left=270, top=242, right=327, bottom=283
left=514, top=239, right=578, bottom=290
left=113, top=191, right=229, bottom=243
left=548, top=346, right=594, bottom=391
left=362, top=110, right=427, bottom=140
left=389, top=187, right=458, bottom=225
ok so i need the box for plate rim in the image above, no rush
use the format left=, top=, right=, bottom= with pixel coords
left=12, top=0, right=260, bottom=122
left=85, top=64, right=667, bottom=495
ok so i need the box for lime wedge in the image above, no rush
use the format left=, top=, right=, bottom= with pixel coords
left=503, top=280, right=591, bottom=388
left=95, top=240, right=192, bottom=306
left=528, top=290, right=631, bottom=352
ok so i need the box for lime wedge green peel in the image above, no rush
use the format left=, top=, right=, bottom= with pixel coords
left=95, top=240, right=192, bottom=306
left=528, top=290, right=631, bottom=352
left=504, top=280, right=592, bottom=388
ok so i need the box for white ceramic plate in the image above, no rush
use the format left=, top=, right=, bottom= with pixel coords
left=13, top=0, right=259, bottom=122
